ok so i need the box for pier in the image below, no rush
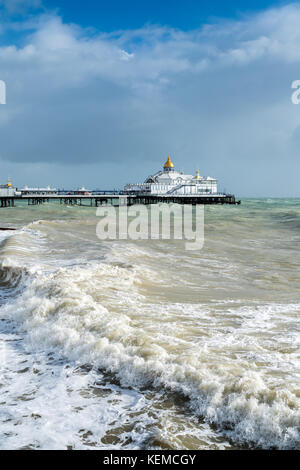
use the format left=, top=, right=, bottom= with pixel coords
left=1, top=197, right=15, bottom=208
left=0, top=192, right=240, bottom=208
left=0, top=156, right=241, bottom=208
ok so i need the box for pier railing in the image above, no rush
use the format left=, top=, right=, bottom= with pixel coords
left=0, top=191, right=240, bottom=207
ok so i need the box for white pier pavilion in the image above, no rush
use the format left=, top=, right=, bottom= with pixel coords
left=124, top=156, right=218, bottom=195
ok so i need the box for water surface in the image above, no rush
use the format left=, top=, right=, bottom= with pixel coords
left=0, top=199, right=299, bottom=449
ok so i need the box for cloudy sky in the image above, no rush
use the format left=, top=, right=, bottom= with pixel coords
left=1, top=0, right=300, bottom=196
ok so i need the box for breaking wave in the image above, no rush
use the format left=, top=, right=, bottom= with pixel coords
left=1, top=201, right=300, bottom=450
left=0, top=240, right=299, bottom=449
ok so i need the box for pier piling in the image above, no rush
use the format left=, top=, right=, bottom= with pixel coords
left=0, top=193, right=241, bottom=209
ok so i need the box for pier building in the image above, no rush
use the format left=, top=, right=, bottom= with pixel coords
left=124, top=156, right=218, bottom=195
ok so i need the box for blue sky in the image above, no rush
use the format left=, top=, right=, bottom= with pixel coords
left=1, top=0, right=300, bottom=196
left=42, top=1, right=288, bottom=31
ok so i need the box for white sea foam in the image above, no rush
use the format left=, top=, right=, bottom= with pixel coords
left=1, top=202, right=300, bottom=450
left=0, top=326, right=158, bottom=450
left=1, top=256, right=299, bottom=449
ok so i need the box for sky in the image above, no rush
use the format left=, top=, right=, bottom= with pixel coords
left=0, top=0, right=300, bottom=196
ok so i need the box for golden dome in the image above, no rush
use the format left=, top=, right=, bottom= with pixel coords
left=164, top=156, right=174, bottom=168
left=180, top=171, right=184, bottom=175
left=7, top=178, right=11, bottom=187
left=194, top=170, right=201, bottom=179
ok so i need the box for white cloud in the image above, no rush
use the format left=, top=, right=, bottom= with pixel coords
left=0, top=0, right=41, bottom=14
left=1, top=4, right=300, bottom=195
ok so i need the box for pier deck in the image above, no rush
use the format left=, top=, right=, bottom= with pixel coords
left=0, top=193, right=240, bottom=208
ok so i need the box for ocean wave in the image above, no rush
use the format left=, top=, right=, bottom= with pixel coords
left=0, top=231, right=33, bottom=293
left=1, top=259, right=299, bottom=450
left=265, top=209, right=300, bottom=232
left=0, top=262, right=28, bottom=292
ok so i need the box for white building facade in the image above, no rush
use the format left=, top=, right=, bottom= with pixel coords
left=0, top=180, right=16, bottom=197
left=124, top=156, right=218, bottom=195
left=20, top=185, right=57, bottom=196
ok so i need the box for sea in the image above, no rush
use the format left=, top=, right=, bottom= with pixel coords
left=0, top=198, right=299, bottom=450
